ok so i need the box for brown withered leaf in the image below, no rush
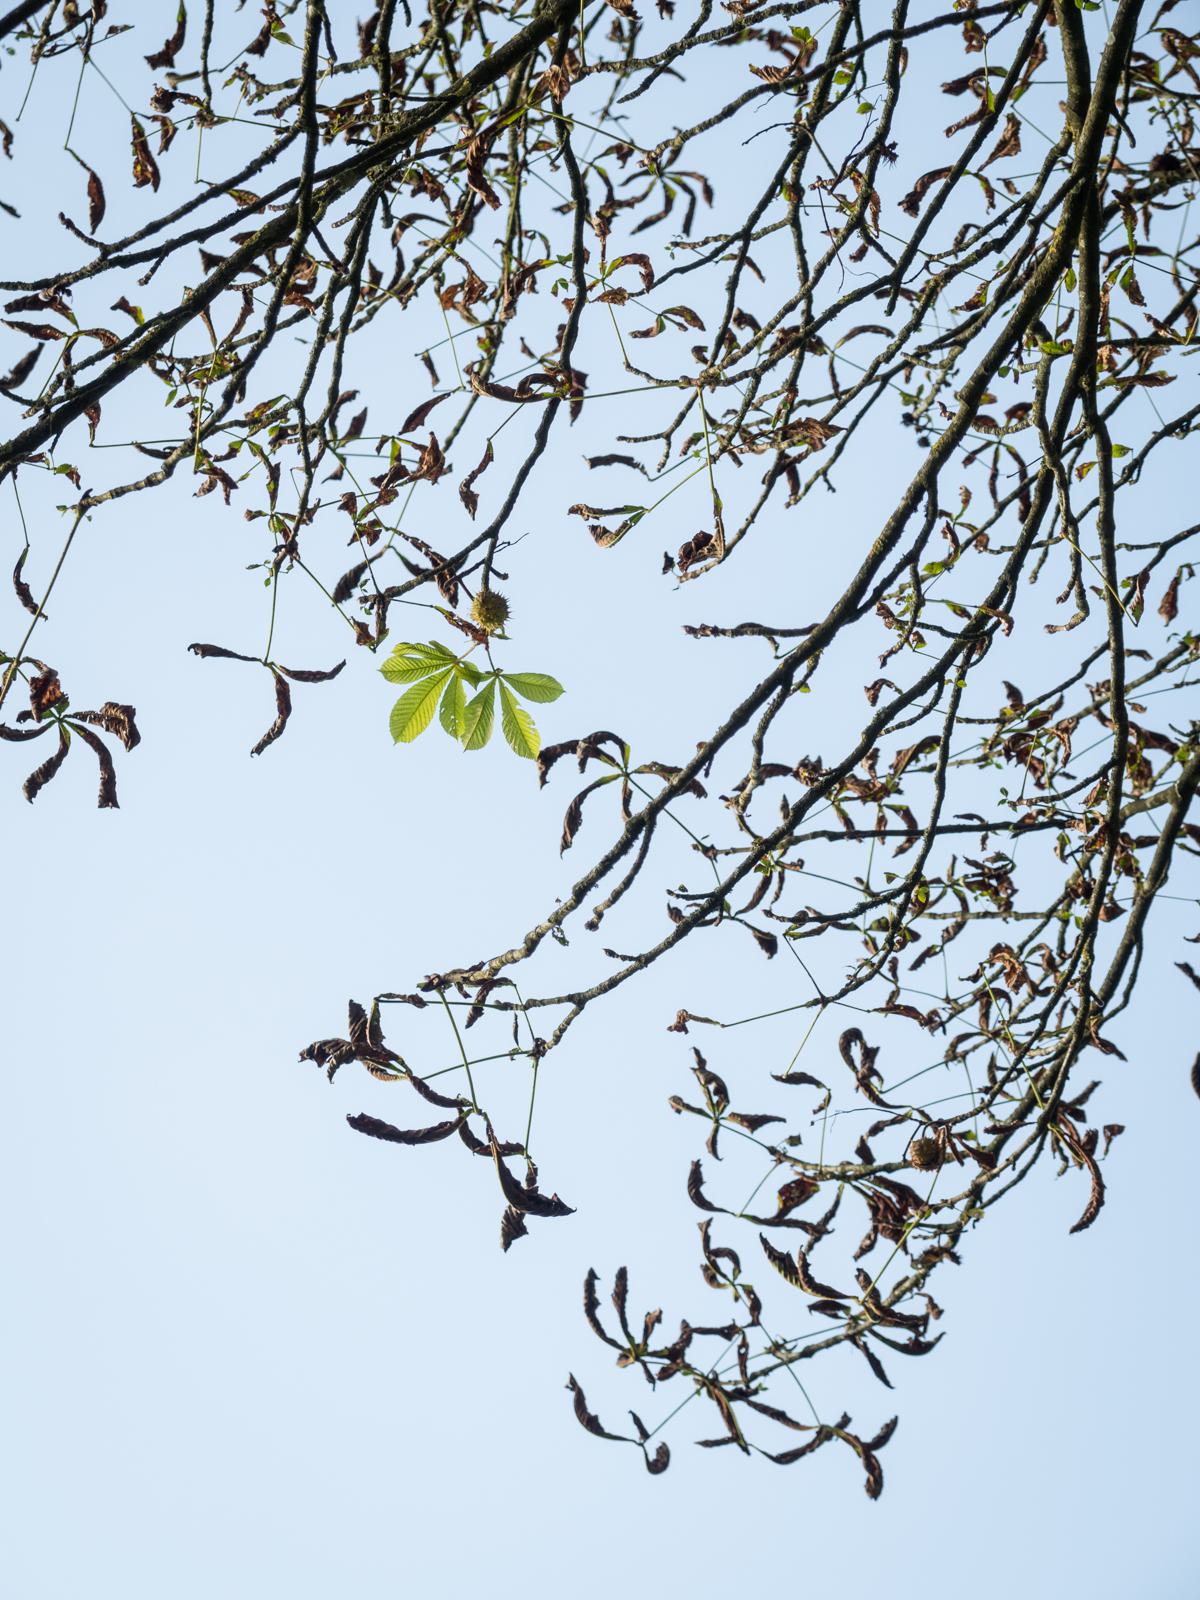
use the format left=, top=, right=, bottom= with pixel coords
left=1062, top=1122, right=1106, bottom=1235
left=22, top=727, right=70, bottom=803
left=851, top=1335, right=894, bottom=1389
left=130, top=117, right=160, bottom=191
left=491, top=1139, right=574, bottom=1217
left=412, top=432, right=446, bottom=483
left=759, top=1233, right=803, bottom=1289
left=559, top=774, right=614, bottom=854
left=981, top=112, right=1021, bottom=169
left=12, top=548, right=38, bottom=616
left=611, top=252, right=654, bottom=292
left=276, top=660, right=346, bottom=684
left=250, top=671, right=292, bottom=757
left=188, top=641, right=259, bottom=663
left=70, top=722, right=120, bottom=808
left=565, top=1375, right=631, bottom=1442
left=770, top=1175, right=819, bottom=1219
left=500, top=1205, right=528, bottom=1251
left=771, top=1067, right=831, bottom=1113
left=836, top=1424, right=890, bottom=1499
left=898, top=165, right=952, bottom=216
left=399, top=393, right=448, bottom=435
left=68, top=151, right=105, bottom=233
left=795, top=1246, right=847, bottom=1300
left=725, top=1110, right=783, bottom=1134
left=458, top=1120, right=524, bottom=1159
left=458, top=439, right=493, bottom=520
left=73, top=702, right=140, bottom=751
left=583, top=1267, right=623, bottom=1349
left=465, top=133, right=501, bottom=210
left=2, top=319, right=65, bottom=342
left=29, top=668, right=65, bottom=720
left=346, top=1110, right=466, bottom=1146
left=331, top=560, right=370, bottom=605
left=145, top=4, right=187, bottom=70
left=0, top=346, right=39, bottom=390
left=405, top=1070, right=466, bottom=1111
left=869, top=1329, right=944, bottom=1356
left=686, top=1159, right=724, bottom=1214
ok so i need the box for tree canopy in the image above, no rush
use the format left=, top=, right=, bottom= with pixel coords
left=2, top=0, right=1198, bottom=1495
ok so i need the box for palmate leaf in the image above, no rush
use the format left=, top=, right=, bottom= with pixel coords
left=389, top=670, right=451, bottom=743
left=382, top=641, right=558, bottom=757
left=462, top=679, right=496, bottom=751
left=499, top=682, right=540, bottom=760
left=501, top=671, right=564, bottom=704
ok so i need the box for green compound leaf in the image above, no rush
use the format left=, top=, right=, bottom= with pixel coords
left=462, top=679, right=497, bottom=751
left=501, top=671, right=564, bottom=704
left=499, top=682, right=540, bottom=760
left=390, top=670, right=451, bottom=743
left=439, top=672, right=467, bottom=739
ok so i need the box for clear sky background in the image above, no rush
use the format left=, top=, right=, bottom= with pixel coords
left=2, top=6, right=1198, bottom=1597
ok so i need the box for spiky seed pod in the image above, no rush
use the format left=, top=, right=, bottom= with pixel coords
left=909, top=1137, right=941, bottom=1171
left=471, top=587, right=510, bottom=635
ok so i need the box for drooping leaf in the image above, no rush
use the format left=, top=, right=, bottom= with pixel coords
left=130, top=116, right=160, bottom=191
left=12, top=548, right=38, bottom=616
left=458, top=439, right=493, bottom=519
left=565, top=1375, right=632, bottom=1442
left=491, top=1139, right=573, bottom=1217
left=500, top=1205, right=528, bottom=1251
left=22, top=726, right=69, bottom=803
left=70, top=722, right=120, bottom=808
left=251, top=671, right=292, bottom=757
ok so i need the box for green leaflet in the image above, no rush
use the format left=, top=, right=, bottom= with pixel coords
left=439, top=673, right=466, bottom=738
left=389, top=670, right=451, bottom=743
left=381, top=654, right=452, bottom=684
left=462, top=679, right=496, bottom=751
left=499, top=682, right=539, bottom=760
left=501, top=671, right=564, bottom=704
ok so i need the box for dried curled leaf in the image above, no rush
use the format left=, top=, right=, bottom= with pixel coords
left=250, top=671, right=292, bottom=757
left=346, top=1110, right=466, bottom=1146
left=22, top=726, right=69, bottom=803
left=491, top=1138, right=574, bottom=1217
left=11, top=547, right=38, bottom=616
